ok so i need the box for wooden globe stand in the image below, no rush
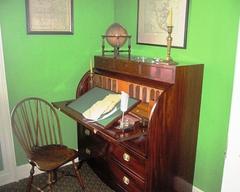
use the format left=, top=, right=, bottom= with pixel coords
left=102, top=35, right=131, bottom=59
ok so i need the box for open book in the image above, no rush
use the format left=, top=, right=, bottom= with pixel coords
left=67, top=87, right=140, bottom=128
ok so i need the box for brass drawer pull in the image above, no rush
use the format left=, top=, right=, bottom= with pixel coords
left=123, top=153, right=131, bottom=162
left=85, top=148, right=91, bottom=155
left=123, top=176, right=130, bottom=185
left=84, top=129, right=90, bottom=136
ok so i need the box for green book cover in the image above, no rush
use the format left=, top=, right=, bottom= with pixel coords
left=67, top=87, right=139, bottom=127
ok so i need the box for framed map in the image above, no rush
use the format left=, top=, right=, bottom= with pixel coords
left=137, top=0, right=189, bottom=48
left=26, top=0, right=73, bottom=34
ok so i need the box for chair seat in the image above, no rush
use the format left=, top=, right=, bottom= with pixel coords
left=29, top=145, right=78, bottom=171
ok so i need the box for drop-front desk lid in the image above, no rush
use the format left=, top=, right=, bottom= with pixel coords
left=52, top=87, right=147, bottom=143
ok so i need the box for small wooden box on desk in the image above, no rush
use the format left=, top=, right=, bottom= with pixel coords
left=53, top=56, right=203, bottom=192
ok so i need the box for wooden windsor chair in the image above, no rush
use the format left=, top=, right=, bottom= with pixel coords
left=11, top=97, right=85, bottom=192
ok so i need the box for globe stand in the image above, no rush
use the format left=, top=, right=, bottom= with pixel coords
left=102, top=35, right=131, bottom=59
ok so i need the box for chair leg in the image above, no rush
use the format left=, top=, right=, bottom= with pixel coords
left=47, top=171, right=53, bottom=191
left=72, top=160, right=85, bottom=190
left=47, top=171, right=54, bottom=192
left=52, top=170, right=57, bottom=183
left=26, top=165, right=35, bottom=192
left=77, top=160, right=84, bottom=170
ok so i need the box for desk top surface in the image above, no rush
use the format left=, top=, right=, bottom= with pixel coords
left=52, top=99, right=147, bottom=143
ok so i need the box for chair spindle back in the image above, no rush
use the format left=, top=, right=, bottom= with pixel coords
left=11, top=97, right=62, bottom=156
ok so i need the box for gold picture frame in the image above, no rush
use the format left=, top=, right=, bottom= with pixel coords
left=26, top=0, right=73, bottom=34
left=137, top=0, right=189, bottom=48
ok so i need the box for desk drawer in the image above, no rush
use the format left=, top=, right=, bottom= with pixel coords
left=109, top=161, right=145, bottom=192
left=110, top=144, right=145, bottom=179
left=78, top=126, right=107, bottom=158
left=115, top=61, right=139, bottom=75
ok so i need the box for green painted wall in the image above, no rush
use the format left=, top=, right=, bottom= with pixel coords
left=1, top=0, right=240, bottom=191
left=114, top=0, right=240, bottom=192
left=0, top=0, right=114, bottom=166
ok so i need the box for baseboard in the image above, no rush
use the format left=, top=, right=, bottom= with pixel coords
left=15, top=163, right=43, bottom=181
left=0, top=170, right=16, bottom=186
left=192, top=185, right=204, bottom=192
left=174, top=176, right=204, bottom=192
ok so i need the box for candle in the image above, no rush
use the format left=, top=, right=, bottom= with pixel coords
left=128, top=36, right=131, bottom=46
left=102, top=36, right=105, bottom=46
left=90, top=59, right=93, bottom=73
left=167, top=8, right=173, bottom=26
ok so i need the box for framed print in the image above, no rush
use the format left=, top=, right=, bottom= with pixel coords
left=26, top=0, right=73, bottom=34
left=137, top=0, right=189, bottom=48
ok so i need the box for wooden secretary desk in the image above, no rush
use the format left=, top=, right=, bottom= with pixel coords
left=53, top=56, right=203, bottom=192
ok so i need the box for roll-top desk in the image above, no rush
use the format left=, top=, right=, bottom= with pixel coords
left=53, top=56, right=204, bottom=192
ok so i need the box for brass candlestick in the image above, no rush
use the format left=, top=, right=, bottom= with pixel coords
left=166, top=26, right=173, bottom=63
left=89, top=71, right=94, bottom=89
left=89, top=59, right=94, bottom=89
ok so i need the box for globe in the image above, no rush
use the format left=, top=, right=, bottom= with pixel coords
left=105, top=23, right=128, bottom=48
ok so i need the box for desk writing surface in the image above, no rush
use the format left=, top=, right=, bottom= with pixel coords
left=67, top=87, right=140, bottom=127
left=52, top=90, right=146, bottom=143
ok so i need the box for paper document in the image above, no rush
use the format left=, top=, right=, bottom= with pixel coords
left=82, top=94, right=121, bottom=121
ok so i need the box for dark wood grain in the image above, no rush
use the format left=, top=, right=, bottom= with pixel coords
left=54, top=56, right=203, bottom=192
left=94, top=56, right=176, bottom=84
left=52, top=101, right=147, bottom=143
left=109, top=160, right=145, bottom=192
left=109, top=144, right=146, bottom=179
left=76, top=71, right=91, bottom=98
